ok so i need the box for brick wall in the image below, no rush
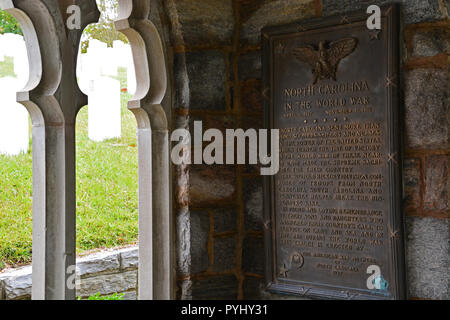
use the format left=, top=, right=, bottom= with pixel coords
left=159, top=0, right=448, bottom=300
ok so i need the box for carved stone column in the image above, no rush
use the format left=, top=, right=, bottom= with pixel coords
left=0, top=0, right=99, bottom=300
left=115, top=0, right=172, bottom=300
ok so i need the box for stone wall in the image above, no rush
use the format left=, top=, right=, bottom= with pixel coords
left=3, top=0, right=445, bottom=301
left=161, top=0, right=448, bottom=300
left=160, top=0, right=318, bottom=300
left=0, top=247, right=138, bottom=300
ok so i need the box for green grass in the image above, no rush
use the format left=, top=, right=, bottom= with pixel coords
left=79, top=292, right=125, bottom=300
left=0, top=143, right=33, bottom=269
left=0, top=62, right=139, bottom=270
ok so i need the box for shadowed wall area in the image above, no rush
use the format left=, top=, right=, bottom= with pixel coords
left=0, top=0, right=447, bottom=300
left=161, top=0, right=448, bottom=300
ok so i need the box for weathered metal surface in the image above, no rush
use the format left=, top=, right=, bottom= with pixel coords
left=263, top=4, right=406, bottom=300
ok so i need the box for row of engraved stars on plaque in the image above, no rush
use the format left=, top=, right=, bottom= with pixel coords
left=302, top=117, right=349, bottom=124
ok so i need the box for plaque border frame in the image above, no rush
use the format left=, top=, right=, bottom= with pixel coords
left=262, top=4, right=407, bottom=300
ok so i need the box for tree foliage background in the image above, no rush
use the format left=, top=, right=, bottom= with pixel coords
left=81, top=0, right=128, bottom=53
left=1, top=0, right=128, bottom=52
left=0, top=10, right=22, bottom=35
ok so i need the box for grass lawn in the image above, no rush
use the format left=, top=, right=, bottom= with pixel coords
left=0, top=62, right=139, bottom=270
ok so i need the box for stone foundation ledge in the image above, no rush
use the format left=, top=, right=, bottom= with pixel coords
left=0, top=246, right=138, bottom=300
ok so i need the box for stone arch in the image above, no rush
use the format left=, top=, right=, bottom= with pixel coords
left=0, top=4, right=37, bottom=272
left=0, top=0, right=100, bottom=300
left=114, top=0, right=172, bottom=300
left=74, top=0, right=139, bottom=264
left=2, top=0, right=172, bottom=300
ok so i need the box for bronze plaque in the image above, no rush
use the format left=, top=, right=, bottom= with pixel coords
left=262, top=5, right=406, bottom=300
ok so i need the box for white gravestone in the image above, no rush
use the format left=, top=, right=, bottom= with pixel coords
left=76, top=49, right=88, bottom=93
left=77, top=40, right=136, bottom=94
left=77, top=40, right=122, bottom=141
left=12, top=36, right=29, bottom=88
left=0, top=34, right=5, bottom=62
left=77, top=39, right=106, bottom=93
left=0, top=33, right=30, bottom=156
left=101, top=46, right=119, bottom=77
left=113, top=40, right=136, bottom=95
left=76, top=39, right=137, bottom=142
left=88, top=76, right=121, bottom=142
left=0, top=77, right=29, bottom=155
left=0, top=33, right=29, bottom=87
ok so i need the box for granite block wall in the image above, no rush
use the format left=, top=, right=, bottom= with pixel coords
left=0, top=247, right=138, bottom=300
left=1, top=1, right=447, bottom=300
left=161, top=0, right=448, bottom=300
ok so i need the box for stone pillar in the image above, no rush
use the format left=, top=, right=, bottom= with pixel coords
left=151, top=127, right=171, bottom=299
left=115, top=0, right=172, bottom=300
left=0, top=0, right=99, bottom=300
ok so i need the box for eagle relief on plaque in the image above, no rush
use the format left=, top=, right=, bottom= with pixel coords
left=262, top=5, right=406, bottom=300
left=292, top=37, right=358, bottom=84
